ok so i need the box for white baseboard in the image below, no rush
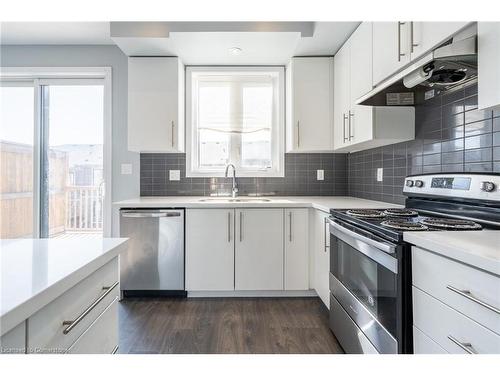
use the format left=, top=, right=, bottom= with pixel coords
left=187, top=289, right=318, bottom=298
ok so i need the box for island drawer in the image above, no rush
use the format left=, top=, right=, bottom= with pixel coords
left=413, top=286, right=500, bottom=354
left=413, top=326, right=447, bottom=354
left=412, top=246, right=500, bottom=334
left=67, top=298, right=118, bottom=354
left=28, top=257, right=119, bottom=353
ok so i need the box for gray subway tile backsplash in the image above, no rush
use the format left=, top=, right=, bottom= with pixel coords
left=140, top=153, right=348, bottom=197
left=348, top=82, right=498, bottom=205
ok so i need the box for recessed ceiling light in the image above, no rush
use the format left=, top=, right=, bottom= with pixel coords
left=229, top=47, right=242, bottom=56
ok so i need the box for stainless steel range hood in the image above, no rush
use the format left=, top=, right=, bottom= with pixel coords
left=357, top=26, right=477, bottom=107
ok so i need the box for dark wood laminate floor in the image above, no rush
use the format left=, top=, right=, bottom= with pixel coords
left=118, top=297, right=344, bottom=354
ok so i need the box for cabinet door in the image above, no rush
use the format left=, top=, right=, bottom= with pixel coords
left=235, top=209, right=283, bottom=290
left=333, top=45, right=350, bottom=150
left=478, top=22, right=500, bottom=111
left=349, top=22, right=374, bottom=145
left=372, top=22, right=411, bottom=86
left=284, top=209, right=309, bottom=290
left=410, top=22, right=470, bottom=61
left=290, top=57, right=334, bottom=152
left=314, top=210, right=330, bottom=308
left=186, top=209, right=234, bottom=291
left=128, top=57, right=181, bottom=152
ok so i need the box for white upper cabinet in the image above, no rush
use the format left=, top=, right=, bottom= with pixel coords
left=410, top=22, right=470, bottom=61
left=128, top=57, right=185, bottom=153
left=478, top=22, right=500, bottom=111
left=286, top=57, right=334, bottom=152
left=334, top=22, right=415, bottom=152
left=373, top=22, right=471, bottom=86
left=373, top=22, right=411, bottom=86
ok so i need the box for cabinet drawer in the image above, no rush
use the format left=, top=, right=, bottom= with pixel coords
left=28, top=258, right=119, bottom=353
left=67, top=298, right=118, bottom=354
left=413, top=326, right=447, bottom=354
left=413, top=287, right=500, bottom=354
left=412, top=247, right=500, bottom=334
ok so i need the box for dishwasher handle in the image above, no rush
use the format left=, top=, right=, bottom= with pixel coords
left=121, top=211, right=181, bottom=218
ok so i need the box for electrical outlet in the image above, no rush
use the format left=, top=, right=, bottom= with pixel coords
left=169, top=170, right=181, bottom=181
left=317, top=169, right=324, bottom=181
left=121, top=163, right=132, bottom=175
left=377, top=168, right=383, bottom=182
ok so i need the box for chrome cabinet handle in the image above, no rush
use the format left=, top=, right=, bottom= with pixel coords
left=343, top=114, right=348, bottom=142
left=447, top=335, right=477, bottom=354
left=288, top=211, right=292, bottom=242
left=323, top=217, right=330, bottom=252
left=410, top=21, right=418, bottom=53
left=62, top=281, right=119, bottom=334
left=112, top=345, right=119, bottom=354
left=171, top=120, right=175, bottom=148
left=239, top=211, right=243, bottom=242
left=297, top=121, right=300, bottom=148
left=447, top=285, right=500, bottom=315
left=397, top=21, right=406, bottom=61
left=348, top=110, right=354, bottom=140
left=227, top=211, right=231, bottom=242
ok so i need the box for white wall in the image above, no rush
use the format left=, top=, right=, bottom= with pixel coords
left=0, top=45, right=139, bottom=234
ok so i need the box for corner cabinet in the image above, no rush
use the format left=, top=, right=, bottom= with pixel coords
left=286, top=57, right=334, bottom=152
left=334, top=22, right=415, bottom=152
left=128, top=57, right=185, bottom=153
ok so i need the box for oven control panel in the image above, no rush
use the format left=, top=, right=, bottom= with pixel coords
left=403, top=174, right=500, bottom=201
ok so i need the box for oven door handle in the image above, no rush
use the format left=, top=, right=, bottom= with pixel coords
left=329, top=219, right=398, bottom=274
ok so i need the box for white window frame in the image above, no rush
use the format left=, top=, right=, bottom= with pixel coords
left=0, top=67, right=112, bottom=237
left=186, top=66, right=285, bottom=177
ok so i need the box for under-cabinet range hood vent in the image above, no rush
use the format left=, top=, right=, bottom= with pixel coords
left=357, top=27, right=477, bottom=107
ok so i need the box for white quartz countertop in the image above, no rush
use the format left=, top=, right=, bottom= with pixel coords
left=404, top=231, right=500, bottom=276
left=113, top=196, right=402, bottom=213
left=0, top=238, right=128, bottom=335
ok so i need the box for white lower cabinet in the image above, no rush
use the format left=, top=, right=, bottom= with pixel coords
left=284, top=209, right=309, bottom=290
left=235, top=209, right=284, bottom=290
left=186, top=209, right=235, bottom=291
left=413, top=326, right=447, bottom=354
left=67, top=299, right=118, bottom=354
left=311, top=209, right=330, bottom=308
left=186, top=208, right=310, bottom=293
left=412, top=246, right=500, bottom=354
left=0, top=322, right=26, bottom=354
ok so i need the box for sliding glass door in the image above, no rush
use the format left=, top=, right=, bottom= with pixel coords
left=0, top=83, right=36, bottom=238
left=0, top=76, right=109, bottom=239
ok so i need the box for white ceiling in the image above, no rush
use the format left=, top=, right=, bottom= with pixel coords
left=0, top=22, right=360, bottom=64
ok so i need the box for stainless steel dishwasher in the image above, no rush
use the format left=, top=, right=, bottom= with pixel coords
left=120, top=209, right=185, bottom=297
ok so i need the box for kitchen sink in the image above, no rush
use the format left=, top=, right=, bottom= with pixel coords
left=198, top=198, right=272, bottom=203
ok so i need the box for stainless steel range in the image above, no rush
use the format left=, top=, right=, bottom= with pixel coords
left=328, top=173, right=500, bottom=354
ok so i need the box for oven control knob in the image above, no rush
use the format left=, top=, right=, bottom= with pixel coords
left=406, top=180, right=414, bottom=187
left=415, top=180, right=424, bottom=188
left=481, top=181, right=496, bottom=192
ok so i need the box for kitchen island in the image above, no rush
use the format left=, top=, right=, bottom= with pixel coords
left=0, top=238, right=128, bottom=354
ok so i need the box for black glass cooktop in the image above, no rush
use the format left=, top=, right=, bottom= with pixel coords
left=330, top=208, right=483, bottom=243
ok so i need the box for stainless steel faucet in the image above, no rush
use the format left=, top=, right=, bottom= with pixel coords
left=224, top=164, right=238, bottom=198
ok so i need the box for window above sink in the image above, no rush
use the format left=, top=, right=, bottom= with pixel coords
left=185, top=66, right=285, bottom=178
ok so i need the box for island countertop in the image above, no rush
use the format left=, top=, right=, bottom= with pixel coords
left=0, top=238, right=128, bottom=336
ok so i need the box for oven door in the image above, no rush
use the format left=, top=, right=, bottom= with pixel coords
left=329, top=219, right=399, bottom=354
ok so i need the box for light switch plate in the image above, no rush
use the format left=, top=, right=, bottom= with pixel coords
left=121, top=163, right=132, bottom=175
left=169, top=170, right=181, bottom=181
left=377, top=168, right=383, bottom=182
left=317, top=169, right=324, bottom=181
